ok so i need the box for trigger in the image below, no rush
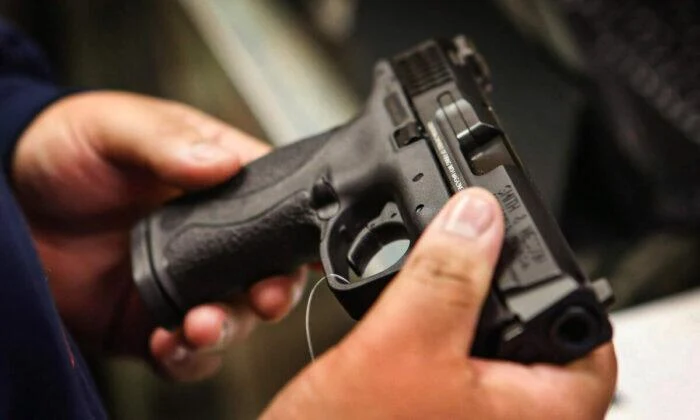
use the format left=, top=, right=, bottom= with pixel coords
left=347, top=203, right=407, bottom=277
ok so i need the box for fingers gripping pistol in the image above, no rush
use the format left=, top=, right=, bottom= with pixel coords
left=132, top=36, right=613, bottom=364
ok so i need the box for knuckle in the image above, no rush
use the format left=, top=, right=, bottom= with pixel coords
left=402, top=245, right=490, bottom=308
left=406, top=251, right=466, bottom=286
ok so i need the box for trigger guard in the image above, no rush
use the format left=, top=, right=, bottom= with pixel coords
left=346, top=202, right=408, bottom=276
left=319, top=201, right=410, bottom=320
left=326, top=258, right=406, bottom=320
left=347, top=221, right=407, bottom=276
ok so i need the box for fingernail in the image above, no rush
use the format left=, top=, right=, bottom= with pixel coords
left=443, top=193, right=494, bottom=239
left=199, top=318, right=236, bottom=355
left=167, top=345, right=190, bottom=364
left=190, top=141, right=223, bottom=161
left=290, top=280, right=305, bottom=309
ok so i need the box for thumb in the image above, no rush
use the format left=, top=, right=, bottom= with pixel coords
left=82, top=92, right=247, bottom=190
left=359, top=187, right=504, bottom=355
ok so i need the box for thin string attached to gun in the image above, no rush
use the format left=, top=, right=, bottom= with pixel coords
left=305, top=273, right=350, bottom=361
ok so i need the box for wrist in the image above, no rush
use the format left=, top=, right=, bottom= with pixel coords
left=0, top=77, right=73, bottom=171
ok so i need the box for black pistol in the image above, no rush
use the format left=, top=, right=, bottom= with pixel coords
left=131, top=35, right=613, bottom=365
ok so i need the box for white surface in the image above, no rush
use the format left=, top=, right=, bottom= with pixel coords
left=607, top=289, right=700, bottom=419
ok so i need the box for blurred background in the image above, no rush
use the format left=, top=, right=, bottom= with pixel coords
left=1, top=0, right=699, bottom=418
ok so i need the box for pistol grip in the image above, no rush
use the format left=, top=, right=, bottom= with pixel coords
left=132, top=132, right=334, bottom=328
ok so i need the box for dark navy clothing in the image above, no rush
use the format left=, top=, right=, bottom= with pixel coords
left=0, top=19, right=107, bottom=419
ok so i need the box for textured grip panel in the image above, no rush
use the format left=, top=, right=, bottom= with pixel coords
left=163, top=192, right=320, bottom=306
left=135, top=132, right=334, bottom=324
left=158, top=133, right=329, bottom=232
left=211, top=132, right=332, bottom=199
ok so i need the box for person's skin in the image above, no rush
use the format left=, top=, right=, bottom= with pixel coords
left=11, top=91, right=307, bottom=381
left=262, top=188, right=617, bottom=419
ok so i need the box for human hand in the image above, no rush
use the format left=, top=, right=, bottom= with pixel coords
left=263, top=188, right=616, bottom=419
left=11, top=91, right=307, bottom=381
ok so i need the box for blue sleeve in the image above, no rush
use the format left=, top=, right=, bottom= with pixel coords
left=0, top=18, right=70, bottom=170
left=0, top=19, right=107, bottom=419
